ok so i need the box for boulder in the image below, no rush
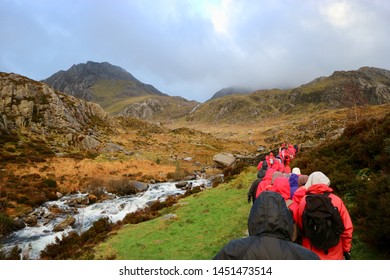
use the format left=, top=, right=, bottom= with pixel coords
left=53, top=216, right=76, bottom=232
left=213, top=153, right=236, bottom=168
left=101, top=142, right=125, bottom=153
left=175, top=181, right=188, bottom=189
left=24, top=215, right=38, bottom=227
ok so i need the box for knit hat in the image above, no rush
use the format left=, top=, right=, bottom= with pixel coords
left=271, top=171, right=284, bottom=184
left=298, top=175, right=309, bottom=186
left=292, top=167, right=301, bottom=175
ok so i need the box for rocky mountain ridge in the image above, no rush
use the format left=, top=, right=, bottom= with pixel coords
left=43, top=61, right=199, bottom=121
left=186, top=66, right=390, bottom=124
left=43, top=62, right=390, bottom=124
left=43, top=61, right=166, bottom=104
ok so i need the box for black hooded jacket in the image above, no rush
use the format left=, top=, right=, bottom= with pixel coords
left=247, top=160, right=268, bottom=203
left=213, top=191, right=320, bottom=260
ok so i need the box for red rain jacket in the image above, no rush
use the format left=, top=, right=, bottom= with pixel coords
left=296, top=183, right=353, bottom=260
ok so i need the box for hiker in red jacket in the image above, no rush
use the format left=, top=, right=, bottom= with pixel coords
left=287, top=143, right=296, bottom=159
left=295, top=171, right=353, bottom=260
left=290, top=174, right=309, bottom=222
left=255, top=168, right=276, bottom=198
left=270, top=176, right=291, bottom=201
left=272, top=155, right=285, bottom=172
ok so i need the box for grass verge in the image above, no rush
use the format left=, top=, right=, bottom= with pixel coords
left=93, top=167, right=255, bottom=259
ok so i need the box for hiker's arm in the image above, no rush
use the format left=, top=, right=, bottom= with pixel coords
left=339, top=200, right=353, bottom=253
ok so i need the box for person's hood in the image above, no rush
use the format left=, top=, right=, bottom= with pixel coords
left=304, top=171, right=330, bottom=189
left=263, top=168, right=276, bottom=181
left=271, top=177, right=291, bottom=200
left=248, top=191, right=293, bottom=240
left=304, top=171, right=333, bottom=194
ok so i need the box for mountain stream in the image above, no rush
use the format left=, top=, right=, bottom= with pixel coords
left=0, top=178, right=212, bottom=259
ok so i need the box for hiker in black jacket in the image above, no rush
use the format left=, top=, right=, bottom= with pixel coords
left=247, top=160, right=268, bottom=204
left=213, top=191, right=320, bottom=260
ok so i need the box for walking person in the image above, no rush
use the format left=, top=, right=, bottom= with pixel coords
left=295, top=171, right=353, bottom=260
left=213, top=191, right=320, bottom=260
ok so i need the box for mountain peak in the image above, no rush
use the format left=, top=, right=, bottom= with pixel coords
left=42, top=61, right=165, bottom=102
left=65, top=61, right=139, bottom=82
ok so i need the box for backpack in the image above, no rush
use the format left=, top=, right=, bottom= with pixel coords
left=302, top=193, right=344, bottom=254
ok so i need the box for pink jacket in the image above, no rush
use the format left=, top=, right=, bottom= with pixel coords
left=255, top=168, right=276, bottom=198
left=270, top=177, right=291, bottom=200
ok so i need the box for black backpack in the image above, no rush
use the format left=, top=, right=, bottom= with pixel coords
left=302, top=193, right=345, bottom=254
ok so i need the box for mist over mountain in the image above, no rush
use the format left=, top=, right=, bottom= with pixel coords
left=209, top=86, right=253, bottom=100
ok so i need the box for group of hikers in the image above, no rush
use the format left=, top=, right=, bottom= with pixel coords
left=213, top=143, right=353, bottom=260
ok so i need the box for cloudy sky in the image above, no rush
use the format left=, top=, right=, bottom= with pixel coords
left=1, top=0, right=389, bottom=102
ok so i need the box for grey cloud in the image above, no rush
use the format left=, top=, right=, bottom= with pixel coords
left=1, top=0, right=389, bottom=102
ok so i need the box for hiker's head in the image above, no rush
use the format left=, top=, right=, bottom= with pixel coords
left=304, top=171, right=330, bottom=189
left=271, top=171, right=284, bottom=184
left=292, top=167, right=301, bottom=175
left=248, top=191, right=292, bottom=239
left=271, top=177, right=290, bottom=200
left=298, top=175, right=309, bottom=186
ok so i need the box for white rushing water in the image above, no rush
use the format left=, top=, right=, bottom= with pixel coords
left=0, top=179, right=211, bottom=259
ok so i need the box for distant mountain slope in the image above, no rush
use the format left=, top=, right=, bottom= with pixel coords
left=209, top=86, right=253, bottom=100
left=114, top=95, right=199, bottom=122
left=43, top=61, right=199, bottom=122
left=186, top=67, right=390, bottom=124
left=42, top=61, right=164, bottom=103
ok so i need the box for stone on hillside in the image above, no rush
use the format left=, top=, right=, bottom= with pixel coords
left=213, top=153, right=236, bottom=168
left=162, top=214, right=178, bottom=221
left=102, top=142, right=125, bottom=153
left=80, top=135, right=100, bottom=150
left=208, top=174, right=224, bottom=188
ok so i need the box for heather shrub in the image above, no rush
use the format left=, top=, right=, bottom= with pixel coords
left=0, top=212, right=15, bottom=236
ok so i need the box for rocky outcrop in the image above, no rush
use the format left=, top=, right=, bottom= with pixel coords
left=119, top=96, right=199, bottom=122
left=0, top=72, right=115, bottom=150
left=187, top=67, right=390, bottom=125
